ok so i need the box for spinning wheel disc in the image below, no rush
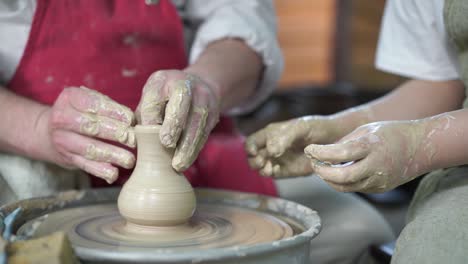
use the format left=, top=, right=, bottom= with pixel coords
left=8, top=188, right=321, bottom=263
left=19, top=204, right=293, bottom=252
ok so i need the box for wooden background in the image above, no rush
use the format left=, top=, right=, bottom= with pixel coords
left=275, top=0, right=336, bottom=88
left=275, top=0, right=403, bottom=90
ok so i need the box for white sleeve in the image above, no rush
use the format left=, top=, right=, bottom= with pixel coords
left=375, top=0, right=459, bottom=81
left=186, top=0, right=284, bottom=115
left=0, top=0, right=35, bottom=85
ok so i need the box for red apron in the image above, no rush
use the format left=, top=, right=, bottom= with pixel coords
left=7, top=0, right=277, bottom=196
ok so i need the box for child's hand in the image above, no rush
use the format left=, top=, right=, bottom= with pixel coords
left=245, top=116, right=343, bottom=178
left=305, top=120, right=427, bottom=193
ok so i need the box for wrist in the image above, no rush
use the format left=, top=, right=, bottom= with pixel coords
left=184, top=39, right=262, bottom=112
left=0, top=89, right=57, bottom=163
left=402, top=118, right=436, bottom=177
left=27, top=107, right=56, bottom=163
left=328, top=106, right=376, bottom=139
left=184, top=67, right=223, bottom=107
left=298, top=116, right=344, bottom=144
left=410, top=113, right=462, bottom=174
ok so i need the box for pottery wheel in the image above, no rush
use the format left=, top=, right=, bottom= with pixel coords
left=18, top=203, right=293, bottom=253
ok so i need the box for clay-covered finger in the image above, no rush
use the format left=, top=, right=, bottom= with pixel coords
left=273, top=164, right=281, bottom=176
left=260, top=160, right=274, bottom=177
left=311, top=158, right=370, bottom=185
left=272, top=157, right=313, bottom=178
left=304, top=139, right=370, bottom=164
left=51, top=107, right=135, bottom=147
left=66, top=86, right=135, bottom=125
left=247, top=149, right=268, bottom=169
left=172, top=106, right=209, bottom=171
left=136, top=71, right=168, bottom=125
left=248, top=157, right=261, bottom=170
left=160, top=80, right=192, bottom=148
left=69, top=154, right=118, bottom=184
left=245, top=129, right=267, bottom=156
left=78, top=113, right=135, bottom=147
left=54, top=130, right=135, bottom=169
left=266, top=130, right=293, bottom=158
left=272, top=164, right=291, bottom=178
left=266, top=121, right=305, bottom=157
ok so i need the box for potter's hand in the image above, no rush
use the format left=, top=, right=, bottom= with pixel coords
left=42, top=86, right=136, bottom=183
left=245, top=116, right=343, bottom=178
left=136, top=70, right=220, bottom=171
left=305, top=120, right=426, bottom=193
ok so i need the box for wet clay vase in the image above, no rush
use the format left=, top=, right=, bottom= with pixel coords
left=118, top=125, right=196, bottom=226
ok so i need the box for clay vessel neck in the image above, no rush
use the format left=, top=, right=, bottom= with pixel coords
left=133, top=126, right=174, bottom=180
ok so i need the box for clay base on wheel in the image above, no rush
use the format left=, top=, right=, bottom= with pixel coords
left=19, top=204, right=293, bottom=252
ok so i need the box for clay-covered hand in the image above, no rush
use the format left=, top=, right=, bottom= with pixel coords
left=40, top=86, right=136, bottom=183
left=304, top=120, right=427, bottom=193
left=135, top=70, right=220, bottom=171
left=245, top=116, right=344, bottom=178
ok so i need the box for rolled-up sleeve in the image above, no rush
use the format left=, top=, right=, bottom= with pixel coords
left=186, top=0, right=284, bottom=115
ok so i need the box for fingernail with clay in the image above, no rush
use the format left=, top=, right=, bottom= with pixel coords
left=267, top=144, right=282, bottom=158
left=254, top=155, right=265, bottom=167
left=115, top=128, right=136, bottom=148
left=161, top=134, right=174, bottom=148
left=273, top=164, right=281, bottom=177
left=120, top=154, right=136, bottom=169
left=246, top=143, right=257, bottom=155
left=126, top=128, right=136, bottom=148
left=264, top=161, right=273, bottom=176
left=304, top=145, right=316, bottom=158
left=172, top=156, right=186, bottom=172
left=101, top=167, right=118, bottom=184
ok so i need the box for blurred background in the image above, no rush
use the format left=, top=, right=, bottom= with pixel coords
left=237, top=0, right=404, bottom=134
left=236, top=0, right=410, bottom=239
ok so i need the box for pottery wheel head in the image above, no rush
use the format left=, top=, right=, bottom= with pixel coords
left=19, top=204, right=294, bottom=253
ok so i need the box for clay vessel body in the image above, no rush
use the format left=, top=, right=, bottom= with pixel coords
left=118, top=125, right=196, bottom=226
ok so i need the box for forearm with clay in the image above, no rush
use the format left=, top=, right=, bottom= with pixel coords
left=305, top=108, right=468, bottom=193
left=330, top=79, right=465, bottom=136
left=245, top=79, right=465, bottom=178
left=414, top=109, right=468, bottom=173
left=339, top=79, right=463, bottom=137
left=185, top=39, right=263, bottom=111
